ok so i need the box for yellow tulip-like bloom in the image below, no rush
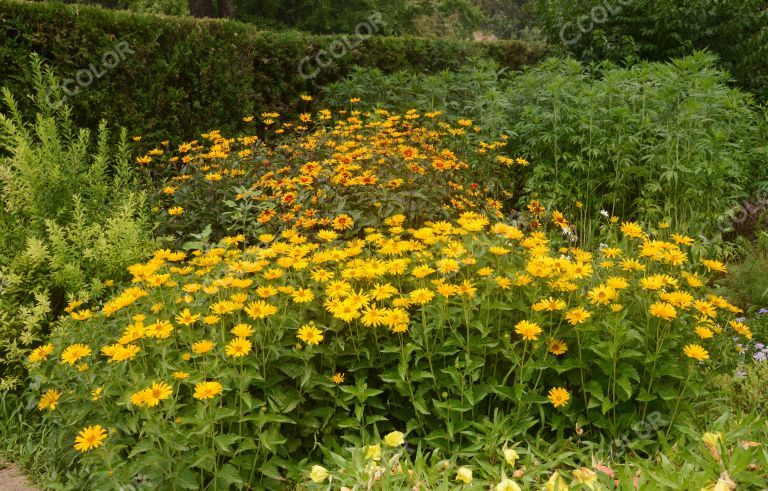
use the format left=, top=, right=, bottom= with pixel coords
left=74, top=425, right=107, bottom=452
left=503, top=448, right=519, bottom=466
left=384, top=431, right=405, bottom=447
left=545, top=471, right=570, bottom=491
left=495, top=479, right=522, bottom=491
left=456, top=467, right=473, bottom=484
left=365, top=444, right=382, bottom=461
left=309, top=465, right=329, bottom=483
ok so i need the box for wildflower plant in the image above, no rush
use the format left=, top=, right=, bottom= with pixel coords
left=28, top=216, right=747, bottom=486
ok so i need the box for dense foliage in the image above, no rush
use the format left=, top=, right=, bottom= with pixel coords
left=325, top=55, right=766, bottom=243
left=0, top=0, right=545, bottom=144
left=532, top=0, right=768, bottom=99
left=0, top=57, right=159, bottom=391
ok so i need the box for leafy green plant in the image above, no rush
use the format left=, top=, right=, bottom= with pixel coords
left=0, top=55, right=159, bottom=390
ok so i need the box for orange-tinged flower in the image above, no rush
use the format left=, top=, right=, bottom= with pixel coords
left=547, top=387, right=570, bottom=408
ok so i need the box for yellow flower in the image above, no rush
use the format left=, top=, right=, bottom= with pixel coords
left=172, top=371, right=190, bottom=380
left=694, top=325, right=714, bottom=339
left=547, top=338, right=568, bottom=355
left=225, top=337, right=252, bottom=358
left=565, top=307, right=591, bottom=325
left=384, top=430, right=405, bottom=447
left=503, top=448, right=519, bottom=466
left=60, top=344, right=91, bottom=365
left=193, top=381, right=223, bottom=400
left=647, top=302, right=675, bottom=320
left=547, top=387, right=570, bottom=408
left=244, top=300, right=278, bottom=319
left=297, top=323, right=324, bottom=345
left=620, top=221, right=644, bottom=238
left=168, top=206, right=184, bottom=216
left=683, top=344, right=709, bottom=361
left=70, top=309, right=93, bottom=321
left=38, top=389, right=61, bottom=411
left=587, top=285, right=617, bottom=305
left=572, top=467, right=598, bottom=485
left=365, top=444, right=382, bottom=461
left=191, top=340, right=214, bottom=354
left=495, top=479, right=522, bottom=491
left=309, top=465, right=329, bottom=483
left=701, top=259, right=727, bottom=273
left=456, top=467, right=473, bottom=484
left=331, top=372, right=345, bottom=384
left=545, top=472, right=569, bottom=491
left=332, top=214, right=354, bottom=231
left=514, top=320, right=542, bottom=341
left=175, top=308, right=200, bottom=326
left=74, top=425, right=107, bottom=452
left=28, top=343, right=54, bottom=362
left=291, top=288, right=315, bottom=303
left=143, top=381, right=173, bottom=407
left=231, top=323, right=254, bottom=337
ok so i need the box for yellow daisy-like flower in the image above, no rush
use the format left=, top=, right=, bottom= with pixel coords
left=191, top=340, right=215, bottom=354
left=28, top=343, right=54, bottom=363
left=60, top=344, right=92, bottom=366
left=74, top=425, right=107, bottom=452
left=331, top=372, right=345, bottom=384
left=547, top=338, right=568, bottom=355
left=175, top=308, right=200, bottom=326
left=297, top=323, right=324, bottom=345
left=291, top=288, right=315, bottom=303
left=547, top=387, right=570, bottom=408
left=143, top=381, right=173, bottom=407
left=514, top=320, right=542, bottom=341
left=193, top=381, right=223, bottom=400
left=244, top=300, right=278, bottom=319
left=565, top=307, right=591, bottom=325
left=649, top=302, right=677, bottom=320
left=683, top=344, right=709, bottom=361
left=38, top=389, right=61, bottom=411
left=231, top=323, right=254, bottom=338
left=225, top=337, right=253, bottom=358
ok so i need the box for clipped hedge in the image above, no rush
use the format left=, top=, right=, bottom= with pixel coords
left=0, top=0, right=546, bottom=143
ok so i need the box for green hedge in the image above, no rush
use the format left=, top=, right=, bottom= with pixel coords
left=0, top=0, right=546, bottom=142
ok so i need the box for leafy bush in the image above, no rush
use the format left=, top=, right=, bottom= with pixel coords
left=24, top=110, right=751, bottom=489
left=325, top=54, right=765, bottom=243
left=0, top=56, right=159, bottom=390
left=0, top=0, right=546, bottom=144
left=531, top=0, right=768, bottom=99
